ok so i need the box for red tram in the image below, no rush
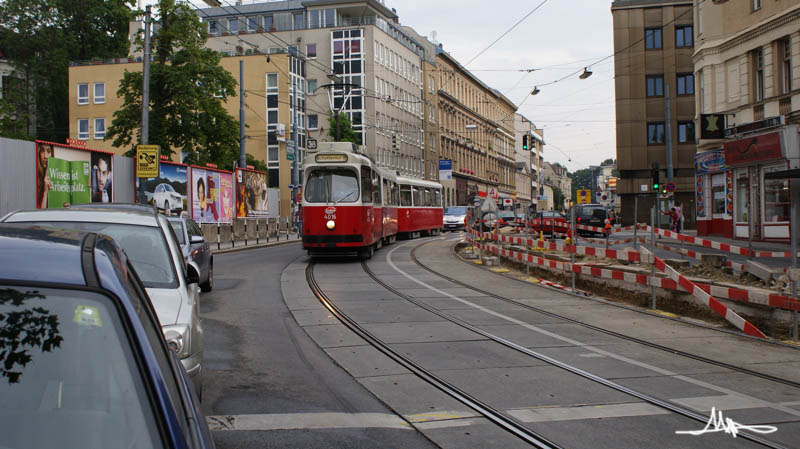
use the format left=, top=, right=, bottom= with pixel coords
left=302, top=142, right=442, bottom=258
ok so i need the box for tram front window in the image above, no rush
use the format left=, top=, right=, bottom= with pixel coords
left=305, top=168, right=360, bottom=203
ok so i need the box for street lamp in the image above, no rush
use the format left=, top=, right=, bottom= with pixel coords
left=579, top=67, right=593, bottom=79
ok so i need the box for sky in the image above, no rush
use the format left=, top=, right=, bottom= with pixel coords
left=151, top=0, right=618, bottom=172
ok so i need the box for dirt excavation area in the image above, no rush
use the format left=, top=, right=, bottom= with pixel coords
left=455, top=235, right=799, bottom=342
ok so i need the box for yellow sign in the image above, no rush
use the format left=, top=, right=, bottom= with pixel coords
left=577, top=189, right=591, bottom=204
left=136, top=145, right=160, bottom=178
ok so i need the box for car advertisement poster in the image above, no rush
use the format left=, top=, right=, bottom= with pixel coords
left=136, top=161, right=188, bottom=214
left=235, top=168, right=269, bottom=218
left=36, top=141, right=107, bottom=208
left=190, top=166, right=233, bottom=223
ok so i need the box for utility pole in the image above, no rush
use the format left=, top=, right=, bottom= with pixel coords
left=665, top=84, right=674, bottom=182
left=139, top=5, right=151, bottom=205
left=239, top=60, right=246, bottom=169
left=291, top=64, right=298, bottom=222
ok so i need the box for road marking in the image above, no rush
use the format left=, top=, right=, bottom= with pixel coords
left=672, top=394, right=769, bottom=412
left=386, top=243, right=800, bottom=418
left=508, top=402, right=669, bottom=422
left=405, top=410, right=481, bottom=423
left=413, top=417, right=479, bottom=430
left=207, top=413, right=412, bottom=431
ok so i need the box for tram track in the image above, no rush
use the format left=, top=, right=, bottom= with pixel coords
left=305, top=261, right=563, bottom=449
left=360, top=240, right=791, bottom=448
left=408, top=238, right=800, bottom=391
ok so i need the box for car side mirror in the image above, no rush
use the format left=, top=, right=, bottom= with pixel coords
left=186, top=262, right=200, bottom=285
left=190, top=235, right=205, bottom=244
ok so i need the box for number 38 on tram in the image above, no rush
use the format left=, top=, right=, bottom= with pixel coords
left=301, top=142, right=443, bottom=258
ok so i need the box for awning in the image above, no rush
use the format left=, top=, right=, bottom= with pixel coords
left=764, top=169, right=800, bottom=179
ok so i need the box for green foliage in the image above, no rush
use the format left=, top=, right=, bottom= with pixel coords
left=552, top=185, right=563, bottom=211
left=601, top=158, right=615, bottom=166
left=0, top=0, right=134, bottom=142
left=107, top=0, right=240, bottom=168
left=327, top=112, right=360, bottom=144
left=569, top=168, right=593, bottom=202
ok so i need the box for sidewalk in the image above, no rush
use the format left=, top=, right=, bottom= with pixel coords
left=213, top=233, right=301, bottom=254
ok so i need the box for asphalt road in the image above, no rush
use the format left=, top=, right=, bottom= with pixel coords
left=199, top=242, right=438, bottom=449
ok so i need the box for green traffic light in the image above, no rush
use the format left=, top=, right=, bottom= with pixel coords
left=653, top=183, right=659, bottom=189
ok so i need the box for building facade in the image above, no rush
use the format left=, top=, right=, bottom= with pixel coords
left=68, top=52, right=306, bottom=217
left=693, top=0, right=800, bottom=241
left=435, top=48, right=517, bottom=207
left=198, top=0, right=428, bottom=180
left=612, top=0, right=696, bottom=227
left=513, top=113, right=545, bottom=212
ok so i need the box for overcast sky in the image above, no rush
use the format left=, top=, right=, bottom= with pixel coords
left=389, top=0, right=617, bottom=172
left=163, top=0, right=617, bottom=172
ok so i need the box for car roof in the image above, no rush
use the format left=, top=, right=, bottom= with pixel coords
left=70, top=203, right=158, bottom=214
left=3, top=207, right=160, bottom=227
left=0, top=224, right=123, bottom=286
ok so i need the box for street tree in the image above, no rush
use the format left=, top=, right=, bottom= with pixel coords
left=0, top=0, right=134, bottom=141
left=327, top=112, right=359, bottom=144
left=569, top=168, right=593, bottom=201
left=107, top=0, right=239, bottom=167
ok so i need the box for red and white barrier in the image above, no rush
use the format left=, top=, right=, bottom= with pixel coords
left=641, top=246, right=767, bottom=338
left=638, top=225, right=798, bottom=258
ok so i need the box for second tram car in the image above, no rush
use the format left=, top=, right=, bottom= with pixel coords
left=302, top=142, right=442, bottom=258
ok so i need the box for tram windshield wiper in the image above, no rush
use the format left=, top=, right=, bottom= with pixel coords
left=333, top=191, right=355, bottom=205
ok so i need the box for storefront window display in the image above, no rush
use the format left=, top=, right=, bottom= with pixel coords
left=735, top=169, right=748, bottom=222
left=763, top=165, right=789, bottom=223
left=711, top=173, right=726, bottom=215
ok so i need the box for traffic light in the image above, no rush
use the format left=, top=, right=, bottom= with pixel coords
left=522, top=135, right=530, bottom=151
left=651, top=163, right=660, bottom=190
left=391, top=133, right=397, bottom=150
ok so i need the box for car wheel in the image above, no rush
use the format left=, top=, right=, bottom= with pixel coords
left=200, top=263, right=213, bottom=292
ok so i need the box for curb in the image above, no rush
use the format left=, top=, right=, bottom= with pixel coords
left=214, top=237, right=301, bottom=254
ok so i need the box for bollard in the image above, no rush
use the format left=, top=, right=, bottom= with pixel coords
left=244, top=219, right=248, bottom=246
left=256, top=219, right=259, bottom=245
left=650, top=207, right=656, bottom=310
left=231, top=222, right=235, bottom=248
left=216, top=222, right=220, bottom=251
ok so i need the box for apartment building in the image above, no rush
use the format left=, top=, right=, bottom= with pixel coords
left=693, top=0, right=800, bottom=241
left=68, top=52, right=305, bottom=217
left=612, top=0, right=696, bottom=226
left=513, top=113, right=545, bottom=211
left=198, top=0, right=428, bottom=179
left=435, top=47, right=517, bottom=206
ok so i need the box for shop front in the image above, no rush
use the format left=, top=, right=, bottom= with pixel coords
left=696, top=125, right=799, bottom=241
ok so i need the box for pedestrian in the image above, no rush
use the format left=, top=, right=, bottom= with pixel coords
left=608, top=209, right=616, bottom=226
left=663, top=207, right=680, bottom=232
left=675, top=202, right=684, bottom=233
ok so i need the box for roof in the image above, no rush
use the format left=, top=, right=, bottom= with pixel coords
left=611, top=0, right=692, bottom=9
left=198, top=0, right=305, bottom=17
left=3, top=208, right=160, bottom=227
left=0, top=225, right=107, bottom=285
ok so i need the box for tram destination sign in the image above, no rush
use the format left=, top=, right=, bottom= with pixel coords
left=724, top=116, right=782, bottom=138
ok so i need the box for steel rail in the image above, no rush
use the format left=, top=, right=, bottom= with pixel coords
left=410, top=239, right=800, bottom=391
left=306, top=262, right=563, bottom=449
left=362, top=245, right=788, bottom=449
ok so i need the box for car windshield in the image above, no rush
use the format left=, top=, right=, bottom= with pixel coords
left=163, top=184, right=175, bottom=193
left=35, top=222, right=177, bottom=289
left=304, top=168, right=359, bottom=203
left=498, top=211, right=516, bottom=219
left=579, top=207, right=605, bottom=218
left=444, top=206, right=467, bottom=216
left=168, top=220, right=185, bottom=244
left=0, top=286, right=162, bottom=449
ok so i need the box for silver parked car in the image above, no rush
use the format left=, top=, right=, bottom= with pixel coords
left=1, top=207, right=205, bottom=395
left=168, top=216, right=213, bottom=292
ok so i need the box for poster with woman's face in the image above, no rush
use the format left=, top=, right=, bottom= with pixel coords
left=219, top=173, right=233, bottom=222
left=236, top=168, right=269, bottom=218
left=191, top=168, right=208, bottom=222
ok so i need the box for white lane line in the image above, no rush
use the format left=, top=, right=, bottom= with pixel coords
left=508, top=402, right=670, bottom=422
left=385, top=244, right=800, bottom=418
left=672, top=394, right=770, bottom=412
left=207, top=412, right=412, bottom=431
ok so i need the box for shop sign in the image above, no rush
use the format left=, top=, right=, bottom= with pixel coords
left=723, top=132, right=782, bottom=166
left=438, top=159, right=452, bottom=180
left=696, top=175, right=705, bottom=218
left=724, top=116, right=782, bottom=138
left=700, top=114, right=724, bottom=139
left=694, top=149, right=726, bottom=174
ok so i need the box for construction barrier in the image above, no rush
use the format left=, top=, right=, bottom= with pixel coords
left=638, top=225, right=799, bottom=258
left=466, top=228, right=800, bottom=314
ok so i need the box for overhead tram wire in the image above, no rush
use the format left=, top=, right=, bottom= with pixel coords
left=463, top=0, right=551, bottom=67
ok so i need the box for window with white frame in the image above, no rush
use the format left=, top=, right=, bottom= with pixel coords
left=331, top=29, right=365, bottom=144
left=752, top=0, right=761, bottom=11
left=78, top=83, right=89, bottom=104
left=228, top=18, right=239, bottom=34
left=208, top=19, right=219, bottom=35
left=307, top=78, right=317, bottom=93
left=375, top=40, right=380, bottom=62
left=93, top=82, right=105, bottom=104
left=94, top=118, right=105, bottom=139
left=781, top=37, right=792, bottom=94
left=266, top=72, right=279, bottom=188
left=308, top=114, right=318, bottom=129
left=78, top=119, right=89, bottom=139
left=247, top=16, right=260, bottom=32
left=753, top=47, right=764, bottom=101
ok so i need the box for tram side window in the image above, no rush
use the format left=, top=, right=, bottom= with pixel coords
left=383, top=178, right=393, bottom=205
left=304, top=168, right=359, bottom=203
left=400, top=184, right=412, bottom=206
left=361, top=166, right=372, bottom=203
left=434, top=189, right=442, bottom=207
left=412, top=187, right=421, bottom=207
left=392, top=182, right=400, bottom=206
left=374, top=172, right=382, bottom=206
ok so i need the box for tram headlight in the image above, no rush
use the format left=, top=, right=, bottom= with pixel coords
left=326, top=220, right=336, bottom=230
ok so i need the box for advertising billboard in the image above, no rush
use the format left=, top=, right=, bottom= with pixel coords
left=235, top=168, right=269, bottom=218
left=136, top=161, right=188, bottom=214
left=36, top=141, right=112, bottom=208
left=190, top=167, right=234, bottom=223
